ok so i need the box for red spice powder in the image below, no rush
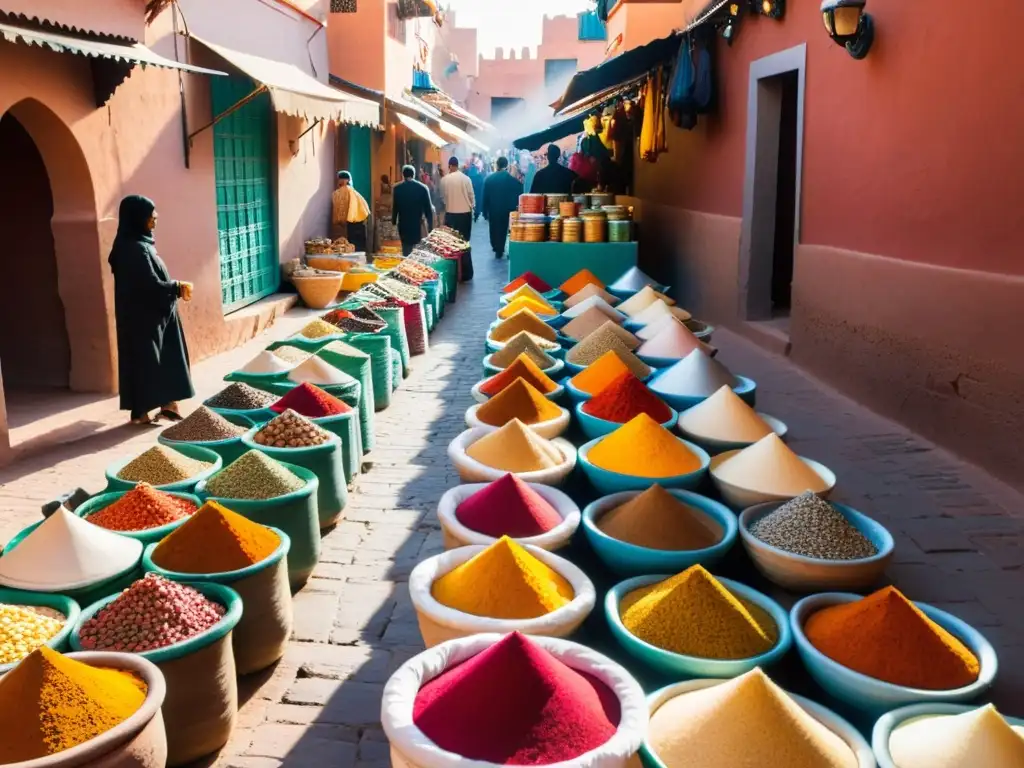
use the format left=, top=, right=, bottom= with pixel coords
left=89, top=484, right=197, bottom=532
left=271, top=382, right=351, bottom=417
left=503, top=272, right=552, bottom=294
left=455, top=474, right=563, bottom=538
left=413, top=632, right=620, bottom=765
left=582, top=372, right=673, bottom=424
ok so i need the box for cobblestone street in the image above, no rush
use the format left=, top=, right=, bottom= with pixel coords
left=2, top=223, right=1023, bottom=766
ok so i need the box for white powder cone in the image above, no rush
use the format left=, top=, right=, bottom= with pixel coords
left=241, top=350, right=292, bottom=374
left=618, top=286, right=661, bottom=317
left=678, top=385, right=774, bottom=442
left=649, top=349, right=738, bottom=398
left=561, top=295, right=626, bottom=323
left=715, top=434, right=830, bottom=495
left=632, top=298, right=694, bottom=327
left=609, top=266, right=660, bottom=293
left=889, top=705, right=1024, bottom=768
left=0, top=507, right=143, bottom=590
left=636, top=314, right=675, bottom=341
left=637, top=319, right=709, bottom=359
left=287, top=356, right=355, bottom=385
left=647, top=669, right=857, bottom=768
left=563, top=283, right=620, bottom=308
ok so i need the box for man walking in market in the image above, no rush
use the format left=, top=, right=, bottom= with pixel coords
left=481, top=156, right=523, bottom=259
left=331, top=170, right=370, bottom=253
left=439, top=155, right=476, bottom=280
left=391, top=165, right=434, bottom=256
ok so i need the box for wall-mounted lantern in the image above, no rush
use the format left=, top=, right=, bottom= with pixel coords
left=821, top=0, right=875, bottom=59
left=722, top=0, right=785, bottom=45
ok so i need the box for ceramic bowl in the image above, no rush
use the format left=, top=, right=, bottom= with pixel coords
left=684, top=319, right=716, bottom=342
left=464, top=402, right=571, bottom=440
left=469, top=379, right=566, bottom=405
left=608, top=282, right=669, bottom=301
left=677, top=412, right=788, bottom=454
left=564, top=378, right=596, bottom=405
left=575, top=402, right=679, bottom=440
left=739, top=501, right=894, bottom=592
left=871, top=703, right=1024, bottom=768
left=638, top=349, right=719, bottom=370
left=582, top=490, right=737, bottom=576
left=640, top=678, right=875, bottom=768
left=485, top=337, right=565, bottom=360
left=481, top=354, right=565, bottom=380
left=650, top=374, right=758, bottom=412
left=790, top=593, right=998, bottom=715
left=708, top=450, right=836, bottom=510
left=497, top=309, right=559, bottom=325
left=606, top=574, right=792, bottom=678
left=563, top=358, right=656, bottom=380
left=446, top=427, right=577, bottom=486
left=577, top=436, right=711, bottom=495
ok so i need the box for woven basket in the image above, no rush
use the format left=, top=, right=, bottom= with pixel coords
left=306, top=255, right=362, bottom=272
left=293, top=274, right=343, bottom=309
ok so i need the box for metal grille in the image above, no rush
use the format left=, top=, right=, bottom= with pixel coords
left=212, top=76, right=278, bottom=313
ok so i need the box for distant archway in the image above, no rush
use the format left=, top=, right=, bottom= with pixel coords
left=0, top=98, right=112, bottom=394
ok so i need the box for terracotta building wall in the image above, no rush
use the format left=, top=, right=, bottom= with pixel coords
left=630, top=1, right=1024, bottom=486
left=1, top=0, right=144, bottom=40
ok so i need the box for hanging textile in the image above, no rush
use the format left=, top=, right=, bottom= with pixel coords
left=668, top=36, right=697, bottom=130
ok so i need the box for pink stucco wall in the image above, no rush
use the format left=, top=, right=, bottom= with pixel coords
left=1, top=0, right=145, bottom=41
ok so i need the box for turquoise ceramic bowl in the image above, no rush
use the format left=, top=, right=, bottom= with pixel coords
left=739, top=501, right=894, bottom=592
left=577, top=436, right=711, bottom=494
left=70, top=581, right=243, bottom=663
left=649, top=374, right=758, bottom=412
left=641, top=679, right=874, bottom=768
left=606, top=574, right=792, bottom=678
left=607, top=282, right=669, bottom=301
left=575, top=402, right=679, bottom=440
left=0, top=589, right=81, bottom=674
left=638, top=352, right=697, bottom=370
left=104, top=444, right=223, bottom=494
left=481, top=355, right=565, bottom=380
left=623, top=319, right=645, bottom=334
left=790, top=593, right=997, bottom=715
left=871, top=703, right=1024, bottom=768
left=75, top=490, right=202, bottom=545
left=582, top=490, right=737, bottom=576
left=685, top=320, right=715, bottom=342
left=563, top=359, right=657, bottom=380
left=556, top=332, right=575, bottom=350
left=564, top=379, right=596, bottom=405
left=543, top=315, right=569, bottom=330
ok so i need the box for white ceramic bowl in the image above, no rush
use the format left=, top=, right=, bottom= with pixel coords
left=708, top=449, right=837, bottom=509
left=447, top=427, right=577, bottom=486
left=464, top=403, right=571, bottom=440
left=435, top=482, right=581, bottom=551
left=470, top=379, right=566, bottom=405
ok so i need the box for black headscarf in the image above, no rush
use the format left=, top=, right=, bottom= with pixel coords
left=109, top=195, right=156, bottom=272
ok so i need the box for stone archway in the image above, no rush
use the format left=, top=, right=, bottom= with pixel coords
left=1, top=98, right=113, bottom=395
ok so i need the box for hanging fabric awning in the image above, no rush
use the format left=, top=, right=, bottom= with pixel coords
left=436, top=118, right=489, bottom=151
left=443, top=101, right=494, bottom=132
left=551, top=31, right=681, bottom=115
left=394, top=112, right=448, bottom=148
left=0, top=19, right=225, bottom=76
left=512, top=113, right=587, bottom=152
left=191, top=36, right=380, bottom=126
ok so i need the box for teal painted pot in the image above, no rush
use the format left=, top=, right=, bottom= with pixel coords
left=577, top=435, right=711, bottom=495
left=75, top=490, right=202, bottom=545
left=105, top=444, right=223, bottom=495
left=143, top=529, right=292, bottom=675
left=648, top=374, right=758, bottom=412
left=196, top=462, right=320, bottom=589
left=0, top=589, right=81, bottom=674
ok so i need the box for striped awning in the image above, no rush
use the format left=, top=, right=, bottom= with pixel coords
left=394, top=112, right=448, bottom=148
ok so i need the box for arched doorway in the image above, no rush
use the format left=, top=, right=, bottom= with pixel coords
left=0, top=98, right=112, bottom=459
left=0, top=112, right=71, bottom=390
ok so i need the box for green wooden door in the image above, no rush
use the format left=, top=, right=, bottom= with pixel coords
left=212, top=76, right=278, bottom=312
left=347, top=125, right=372, bottom=204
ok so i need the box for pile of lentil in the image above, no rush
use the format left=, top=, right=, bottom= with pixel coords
left=620, top=565, right=777, bottom=659
left=0, top=646, right=147, bottom=763
left=78, top=574, right=225, bottom=653
left=152, top=501, right=280, bottom=573
left=254, top=409, right=333, bottom=447
left=749, top=491, right=878, bottom=560
left=161, top=406, right=247, bottom=443
left=0, top=604, right=64, bottom=665
left=205, top=450, right=306, bottom=500
left=88, top=483, right=197, bottom=532
left=205, top=382, right=277, bottom=410
left=270, top=381, right=351, bottom=417
left=116, top=445, right=212, bottom=486
left=567, top=327, right=647, bottom=368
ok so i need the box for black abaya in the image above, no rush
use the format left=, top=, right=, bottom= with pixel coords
left=108, top=195, right=194, bottom=417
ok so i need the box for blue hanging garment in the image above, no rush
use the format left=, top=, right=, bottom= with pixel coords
left=668, top=36, right=697, bottom=129
left=694, top=43, right=714, bottom=114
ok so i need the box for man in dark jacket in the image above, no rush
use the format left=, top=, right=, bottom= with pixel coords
left=392, top=165, right=434, bottom=256
left=529, top=143, right=577, bottom=195
left=481, top=156, right=523, bottom=259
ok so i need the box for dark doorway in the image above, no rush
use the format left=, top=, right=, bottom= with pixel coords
left=490, top=96, right=526, bottom=124
left=771, top=70, right=798, bottom=316
left=0, top=113, right=70, bottom=392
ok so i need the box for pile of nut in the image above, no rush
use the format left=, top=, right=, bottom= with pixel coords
left=253, top=409, right=332, bottom=448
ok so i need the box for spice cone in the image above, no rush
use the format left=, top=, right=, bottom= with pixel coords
left=431, top=537, right=573, bottom=619
left=498, top=295, right=557, bottom=319
left=562, top=307, right=622, bottom=342
left=646, top=668, right=857, bottom=767
left=678, top=385, right=774, bottom=442
left=456, top=474, right=563, bottom=537
left=649, top=349, right=738, bottom=399
left=588, top=413, right=702, bottom=477
left=466, top=419, right=563, bottom=472
left=804, top=586, right=980, bottom=689
left=617, top=285, right=662, bottom=317
left=714, top=434, right=828, bottom=495
left=503, top=272, right=551, bottom=293
left=560, top=268, right=603, bottom=295
left=563, top=282, right=620, bottom=308
left=490, top=309, right=558, bottom=343
left=609, top=266, right=659, bottom=293
left=152, top=500, right=280, bottom=573
left=480, top=355, right=558, bottom=396
left=620, top=565, right=776, bottom=658
left=476, top=378, right=562, bottom=426
left=570, top=350, right=636, bottom=395
left=598, top=485, right=721, bottom=550
left=489, top=333, right=557, bottom=369
left=582, top=372, right=672, bottom=424
left=503, top=283, right=550, bottom=306
left=567, top=333, right=651, bottom=376
left=888, top=704, right=1024, bottom=768
left=637, top=318, right=711, bottom=359
left=561, top=295, right=623, bottom=323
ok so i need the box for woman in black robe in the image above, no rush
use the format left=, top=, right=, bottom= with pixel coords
left=108, top=195, right=195, bottom=425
